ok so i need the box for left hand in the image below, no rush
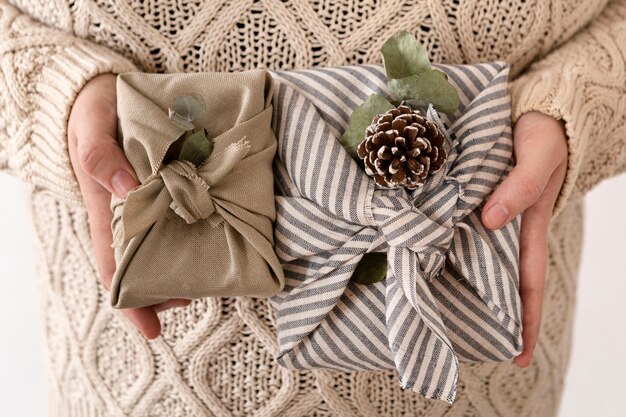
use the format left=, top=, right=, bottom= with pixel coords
left=481, top=111, right=568, bottom=368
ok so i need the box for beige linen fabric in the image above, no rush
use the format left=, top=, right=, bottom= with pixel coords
left=109, top=70, right=284, bottom=309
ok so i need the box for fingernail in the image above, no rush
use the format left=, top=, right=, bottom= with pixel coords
left=111, top=170, right=136, bottom=197
left=485, top=203, right=509, bottom=228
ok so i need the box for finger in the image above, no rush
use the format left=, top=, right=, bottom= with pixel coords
left=120, top=307, right=162, bottom=339
left=514, top=202, right=549, bottom=367
left=119, top=300, right=192, bottom=339
left=515, top=204, right=551, bottom=367
left=482, top=123, right=564, bottom=230
left=153, top=298, right=192, bottom=314
left=86, top=187, right=117, bottom=289
left=68, top=133, right=120, bottom=289
left=76, top=133, right=139, bottom=198
left=121, top=300, right=192, bottom=339
left=513, top=163, right=565, bottom=367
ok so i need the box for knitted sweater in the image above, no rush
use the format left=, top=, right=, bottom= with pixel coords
left=0, top=1, right=624, bottom=416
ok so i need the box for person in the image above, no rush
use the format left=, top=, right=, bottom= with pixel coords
left=0, top=0, right=624, bottom=415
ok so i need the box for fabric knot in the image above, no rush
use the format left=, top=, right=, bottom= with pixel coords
left=111, top=138, right=252, bottom=246
left=372, top=190, right=455, bottom=280
left=160, top=160, right=215, bottom=224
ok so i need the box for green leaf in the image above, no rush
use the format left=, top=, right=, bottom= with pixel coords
left=168, top=111, right=196, bottom=130
left=350, top=253, right=388, bottom=285
left=387, top=70, right=460, bottom=115
left=178, top=128, right=214, bottom=167
left=170, top=94, right=205, bottom=123
left=339, top=94, right=394, bottom=160
left=381, top=31, right=431, bottom=80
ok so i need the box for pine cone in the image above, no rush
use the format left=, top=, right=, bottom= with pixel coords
left=356, top=105, right=447, bottom=190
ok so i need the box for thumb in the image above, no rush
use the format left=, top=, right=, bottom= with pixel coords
left=76, top=133, right=139, bottom=198
left=482, top=123, right=561, bottom=229
left=482, top=164, right=551, bottom=230
left=482, top=111, right=568, bottom=230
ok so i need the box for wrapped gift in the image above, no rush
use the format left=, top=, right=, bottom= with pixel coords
left=109, top=69, right=285, bottom=309
left=269, top=62, right=523, bottom=404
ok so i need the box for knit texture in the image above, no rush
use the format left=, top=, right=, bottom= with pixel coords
left=0, top=0, right=625, bottom=416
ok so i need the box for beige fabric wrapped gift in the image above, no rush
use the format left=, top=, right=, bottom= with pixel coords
left=109, top=69, right=285, bottom=309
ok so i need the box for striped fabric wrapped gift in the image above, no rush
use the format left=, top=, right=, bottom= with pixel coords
left=268, top=62, right=523, bottom=404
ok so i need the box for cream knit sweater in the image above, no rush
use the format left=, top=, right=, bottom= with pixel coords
left=0, top=1, right=625, bottom=416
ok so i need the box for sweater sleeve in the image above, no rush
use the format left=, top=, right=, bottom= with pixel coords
left=0, top=1, right=137, bottom=202
left=510, top=0, right=626, bottom=218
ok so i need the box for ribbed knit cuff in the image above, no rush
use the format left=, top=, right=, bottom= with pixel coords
left=510, top=69, right=581, bottom=219
left=7, top=41, right=137, bottom=203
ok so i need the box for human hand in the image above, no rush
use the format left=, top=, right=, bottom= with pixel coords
left=67, top=73, right=191, bottom=339
left=481, top=111, right=568, bottom=368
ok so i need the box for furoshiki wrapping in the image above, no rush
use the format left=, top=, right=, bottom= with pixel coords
left=269, top=62, right=523, bottom=404
left=110, top=69, right=284, bottom=309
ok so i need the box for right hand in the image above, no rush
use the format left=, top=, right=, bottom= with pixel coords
left=67, top=73, right=191, bottom=339
left=482, top=111, right=568, bottom=367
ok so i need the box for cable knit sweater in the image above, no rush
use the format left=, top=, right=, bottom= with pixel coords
left=0, top=1, right=624, bottom=416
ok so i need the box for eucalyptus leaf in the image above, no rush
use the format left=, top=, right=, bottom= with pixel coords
left=387, top=70, right=460, bottom=115
left=350, top=252, right=388, bottom=285
left=170, top=94, right=205, bottom=122
left=168, top=111, right=196, bottom=130
left=339, top=94, right=394, bottom=160
left=178, top=128, right=214, bottom=167
left=381, top=31, right=431, bottom=80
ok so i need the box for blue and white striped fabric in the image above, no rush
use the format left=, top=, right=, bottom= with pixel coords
left=268, top=62, right=523, bottom=404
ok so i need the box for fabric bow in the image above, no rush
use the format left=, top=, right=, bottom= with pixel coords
left=112, top=139, right=250, bottom=245
left=269, top=63, right=524, bottom=404
left=372, top=188, right=456, bottom=280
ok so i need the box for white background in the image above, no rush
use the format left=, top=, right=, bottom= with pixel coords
left=0, top=173, right=625, bottom=417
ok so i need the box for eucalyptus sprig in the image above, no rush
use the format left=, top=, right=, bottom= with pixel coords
left=343, top=32, right=459, bottom=286
left=381, top=32, right=459, bottom=114
left=167, top=94, right=214, bottom=167
left=339, top=31, right=459, bottom=163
